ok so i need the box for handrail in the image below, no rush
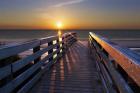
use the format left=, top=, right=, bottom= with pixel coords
left=0, top=32, right=77, bottom=93
left=89, top=32, right=140, bottom=93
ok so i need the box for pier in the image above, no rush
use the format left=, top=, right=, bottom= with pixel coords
left=0, top=32, right=140, bottom=93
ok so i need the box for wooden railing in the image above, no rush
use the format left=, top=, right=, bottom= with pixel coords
left=89, top=32, right=140, bottom=93
left=0, top=32, right=77, bottom=93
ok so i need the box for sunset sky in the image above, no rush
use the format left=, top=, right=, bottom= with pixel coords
left=0, top=0, right=140, bottom=29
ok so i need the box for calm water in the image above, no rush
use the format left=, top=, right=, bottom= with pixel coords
left=0, top=29, right=140, bottom=54
left=0, top=29, right=140, bottom=41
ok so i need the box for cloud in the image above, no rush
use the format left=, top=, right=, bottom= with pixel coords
left=52, top=0, right=85, bottom=7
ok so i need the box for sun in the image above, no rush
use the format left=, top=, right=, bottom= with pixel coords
left=56, top=21, right=63, bottom=29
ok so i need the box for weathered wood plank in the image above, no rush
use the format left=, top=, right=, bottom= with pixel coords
left=0, top=65, right=11, bottom=80
left=40, top=36, right=58, bottom=45
left=0, top=79, right=14, bottom=93
left=17, top=71, right=43, bottom=93
left=0, top=61, right=42, bottom=93
left=13, top=63, right=42, bottom=87
left=0, top=32, right=77, bottom=93
left=89, top=32, right=140, bottom=87
left=12, top=43, right=61, bottom=72
left=0, top=40, right=40, bottom=59
left=29, top=41, right=104, bottom=93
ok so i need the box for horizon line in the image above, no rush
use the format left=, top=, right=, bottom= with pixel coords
left=0, top=28, right=140, bottom=30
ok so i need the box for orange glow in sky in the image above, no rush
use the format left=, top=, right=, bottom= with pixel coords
left=0, top=0, right=139, bottom=29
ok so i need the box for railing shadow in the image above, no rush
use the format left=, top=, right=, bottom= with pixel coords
left=35, top=44, right=78, bottom=93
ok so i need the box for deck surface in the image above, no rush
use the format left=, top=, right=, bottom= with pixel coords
left=29, top=41, right=104, bottom=93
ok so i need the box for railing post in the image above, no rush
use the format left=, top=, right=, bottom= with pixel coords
left=88, top=35, right=92, bottom=55
left=64, top=35, right=68, bottom=51
left=48, top=40, right=53, bottom=62
left=62, top=36, right=66, bottom=54
left=0, top=33, right=79, bottom=93
left=71, top=34, right=75, bottom=45
left=33, top=44, right=41, bottom=74
left=57, top=37, right=60, bottom=57
left=33, top=46, right=41, bottom=63
left=89, top=32, right=135, bottom=93
left=68, top=35, right=71, bottom=46
left=67, top=35, right=71, bottom=50
left=74, top=33, right=77, bottom=42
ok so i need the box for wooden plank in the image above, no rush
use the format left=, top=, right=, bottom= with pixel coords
left=29, top=41, right=104, bottom=93
left=0, top=32, right=76, bottom=93
left=42, top=51, right=62, bottom=71
left=12, top=43, right=60, bottom=72
left=0, top=61, right=42, bottom=93
left=0, top=65, right=11, bottom=80
left=90, top=38, right=134, bottom=92
left=57, top=38, right=60, bottom=56
left=48, top=41, right=53, bottom=62
left=0, top=40, right=40, bottom=59
left=40, top=36, right=58, bottom=45
left=0, top=79, right=14, bottom=93
left=100, top=52, right=133, bottom=93
left=89, top=32, right=140, bottom=86
left=13, top=62, right=42, bottom=88
left=17, top=71, right=43, bottom=93
left=11, top=44, right=60, bottom=92
left=41, top=46, right=62, bottom=64
left=33, top=46, right=41, bottom=63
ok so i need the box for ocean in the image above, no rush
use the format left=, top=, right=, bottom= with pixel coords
left=0, top=29, right=140, bottom=41
left=0, top=29, right=140, bottom=54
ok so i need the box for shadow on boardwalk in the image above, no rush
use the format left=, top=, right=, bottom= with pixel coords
left=29, top=41, right=104, bottom=93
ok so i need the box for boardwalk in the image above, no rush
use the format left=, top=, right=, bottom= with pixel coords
left=29, top=41, right=104, bottom=93
left=0, top=32, right=139, bottom=93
